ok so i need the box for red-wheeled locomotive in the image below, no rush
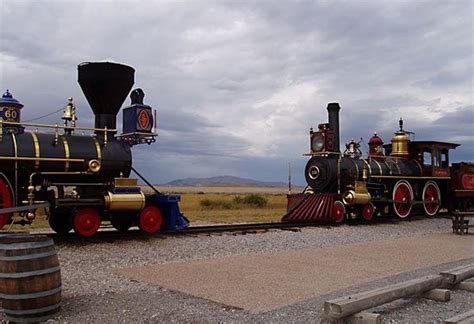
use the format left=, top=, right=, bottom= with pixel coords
left=283, top=103, right=474, bottom=223
left=0, top=62, right=188, bottom=236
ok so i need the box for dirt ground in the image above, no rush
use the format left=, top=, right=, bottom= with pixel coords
left=117, top=232, right=473, bottom=313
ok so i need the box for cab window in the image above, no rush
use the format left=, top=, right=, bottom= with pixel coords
left=441, top=150, right=449, bottom=168
left=423, top=149, right=432, bottom=166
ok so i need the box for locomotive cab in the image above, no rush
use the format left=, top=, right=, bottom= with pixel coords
left=410, top=141, right=459, bottom=178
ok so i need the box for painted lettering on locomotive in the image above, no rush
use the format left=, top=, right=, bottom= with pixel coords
left=283, top=103, right=474, bottom=222
left=0, top=62, right=188, bottom=235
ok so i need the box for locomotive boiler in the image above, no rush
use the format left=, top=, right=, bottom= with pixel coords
left=283, top=103, right=473, bottom=223
left=0, top=62, right=188, bottom=235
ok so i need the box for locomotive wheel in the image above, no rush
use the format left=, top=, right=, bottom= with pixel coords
left=48, top=210, right=73, bottom=235
left=0, top=177, right=13, bottom=229
left=139, top=206, right=163, bottom=234
left=392, top=180, right=414, bottom=218
left=111, top=215, right=133, bottom=233
left=73, top=208, right=101, bottom=237
left=422, top=181, right=441, bottom=216
left=332, top=201, right=346, bottom=223
left=362, top=203, right=375, bottom=221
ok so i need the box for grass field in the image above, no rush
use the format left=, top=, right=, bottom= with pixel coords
left=178, top=192, right=288, bottom=224
left=4, top=186, right=292, bottom=231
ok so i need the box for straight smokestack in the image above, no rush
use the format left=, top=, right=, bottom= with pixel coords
left=327, top=102, right=341, bottom=153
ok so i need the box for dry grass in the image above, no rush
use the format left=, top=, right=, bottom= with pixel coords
left=179, top=192, right=287, bottom=224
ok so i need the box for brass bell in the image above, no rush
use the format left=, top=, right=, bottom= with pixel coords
left=62, top=97, right=75, bottom=121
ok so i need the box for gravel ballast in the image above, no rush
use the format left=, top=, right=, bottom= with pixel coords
left=1, top=217, right=473, bottom=322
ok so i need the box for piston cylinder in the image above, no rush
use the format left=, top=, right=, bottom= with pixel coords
left=104, top=191, right=145, bottom=211
left=342, top=190, right=371, bottom=205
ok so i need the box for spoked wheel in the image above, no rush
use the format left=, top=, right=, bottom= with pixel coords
left=392, top=180, right=414, bottom=218
left=48, top=209, right=73, bottom=234
left=73, top=208, right=101, bottom=237
left=111, top=215, right=133, bottom=233
left=332, top=201, right=346, bottom=223
left=139, top=206, right=163, bottom=234
left=0, top=176, right=13, bottom=229
left=362, top=203, right=375, bottom=221
left=422, top=181, right=441, bottom=216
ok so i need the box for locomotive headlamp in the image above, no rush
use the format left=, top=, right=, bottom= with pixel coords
left=311, top=134, right=324, bottom=152
left=308, top=165, right=320, bottom=180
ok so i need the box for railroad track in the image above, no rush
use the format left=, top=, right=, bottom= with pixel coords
left=20, top=213, right=451, bottom=244
left=37, top=221, right=329, bottom=244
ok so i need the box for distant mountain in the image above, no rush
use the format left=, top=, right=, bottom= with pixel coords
left=164, top=176, right=288, bottom=187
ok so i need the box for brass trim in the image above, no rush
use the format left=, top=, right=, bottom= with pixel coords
left=93, top=137, right=102, bottom=160
left=115, top=178, right=138, bottom=187
left=373, top=159, right=383, bottom=175
left=30, top=132, right=40, bottom=170
left=343, top=181, right=371, bottom=205
left=104, top=191, right=145, bottom=211
left=62, top=136, right=70, bottom=172
left=88, top=159, right=101, bottom=173
left=12, top=132, right=18, bottom=205
left=308, top=166, right=320, bottom=180
left=383, top=160, right=392, bottom=175
left=351, top=159, right=359, bottom=179
left=371, top=175, right=451, bottom=179
left=0, top=156, right=84, bottom=162
left=1, top=120, right=116, bottom=133
left=362, top=159, right=372, bottom=177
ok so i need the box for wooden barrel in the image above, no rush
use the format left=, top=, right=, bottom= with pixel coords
left=0, top=234, right=61, bottom=323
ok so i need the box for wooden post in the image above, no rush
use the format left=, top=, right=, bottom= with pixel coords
left=443, top=309, right=474, bottom=324
left=422, top=289, right=450, bottom=302
left=323, top=275, right=444, bottom=320
left=455, top=281, right=474, bottom=292
left=346, top=311, right=382, bottom=324
left=440, top=264, right=474, bottom=285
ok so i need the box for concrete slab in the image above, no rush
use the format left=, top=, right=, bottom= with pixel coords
left=117, top=233, right=473, bottom=313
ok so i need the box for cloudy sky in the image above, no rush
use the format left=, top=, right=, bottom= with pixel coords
left=1, top=0, right=472, bottom=185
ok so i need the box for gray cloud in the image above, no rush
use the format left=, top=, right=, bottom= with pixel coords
left=1, top=0, right=472, bottom=185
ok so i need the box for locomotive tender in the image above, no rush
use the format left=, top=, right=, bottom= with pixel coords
left=283, top=102, right=474, bottom=222
left=0, top=62, right=188, bottom=236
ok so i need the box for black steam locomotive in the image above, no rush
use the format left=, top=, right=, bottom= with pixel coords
left=283, top=103, right=474, bottom=222
left=0, top=62, right=188, bottom=236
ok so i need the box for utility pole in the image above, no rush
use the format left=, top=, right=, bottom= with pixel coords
left=288, top=162, right=292, bottom=194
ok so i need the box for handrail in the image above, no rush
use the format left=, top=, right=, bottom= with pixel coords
left=0, top=120, right=116, bottom=133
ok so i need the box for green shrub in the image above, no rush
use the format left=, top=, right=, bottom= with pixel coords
left=200, top=194, right=268, bottom=210
left=200, top=199, right=212, bottom=207
left=233, top=194, right=267, bottom=207
left=200, top=198, right=233, bottom=209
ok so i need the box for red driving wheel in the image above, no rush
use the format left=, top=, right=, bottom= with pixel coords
left=0, top=177, right=13, bottom=229
left=392, top=180, right=413, bottom=218
left=139, top=206, right=163, bottom=234
left=73, top=208, right=101, bottom=236
left=362, top=203, right=375, bottom=221
left=422, top=181, right=441, bottom=216
left=332, top=201, right=346, bottom=223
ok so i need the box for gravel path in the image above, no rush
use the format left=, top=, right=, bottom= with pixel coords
left=1, top=217, right=473, bottom=322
